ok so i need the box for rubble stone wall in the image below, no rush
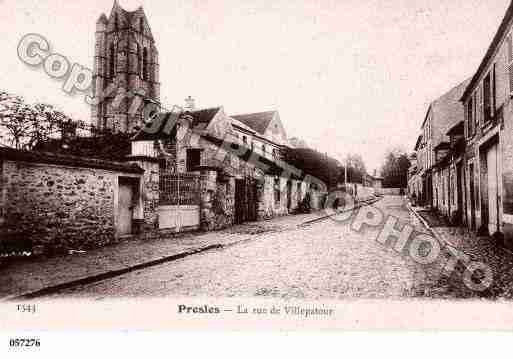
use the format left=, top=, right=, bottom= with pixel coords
left=199, top=169, right=235, bottom=231
left=0, top=159, right=141, bottom=254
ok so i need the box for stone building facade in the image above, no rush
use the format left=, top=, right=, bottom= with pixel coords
left=460, top=1, right=513, bottom=242
left=91, top=0, right=160, bottom=133
left=408, top=2, right=513, bottom=248
left=131, top=104, right=315, bottom=232
left=0, top=147, right=144, bottom=255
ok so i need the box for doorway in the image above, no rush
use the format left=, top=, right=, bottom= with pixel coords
left=486, top=142, right=500, bottom=235
left=234, top=177, right=258, bottom=224
left=456, top=163, right=463, bottom=224
left=469, top=163, right=476, bottom=230
left=117, top=177, right=139, bottom=236
left=287, top=180, right=292, bottom=211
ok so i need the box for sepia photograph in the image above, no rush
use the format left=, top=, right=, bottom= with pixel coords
left=3, top=0, right=513, bottom=341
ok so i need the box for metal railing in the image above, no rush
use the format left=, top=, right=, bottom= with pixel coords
left=159, top=173, right=200, bottom=206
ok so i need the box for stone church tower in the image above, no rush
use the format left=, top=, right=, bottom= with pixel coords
left=91, top=1, right=160, bottom=133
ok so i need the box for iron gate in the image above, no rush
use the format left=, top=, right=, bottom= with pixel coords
left=158, top=173, right=201, bottom=231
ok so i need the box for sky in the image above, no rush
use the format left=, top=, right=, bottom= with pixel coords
left=0, top=0, right=511, bottom=172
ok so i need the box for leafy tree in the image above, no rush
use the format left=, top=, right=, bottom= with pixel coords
left=282, top=147, right=341, bottom=190
left=35, top=130, right=132, bottom=161
left=381, top=148, right=410, bottom=188
left=0, top=90, right=88, bottom=150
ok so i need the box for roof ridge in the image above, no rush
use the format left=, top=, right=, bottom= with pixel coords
left=232, top=110, right=276, bottom=117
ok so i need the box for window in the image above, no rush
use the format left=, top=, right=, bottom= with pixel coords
left=109, top=43, right=115, bottom=78
left=186, top=149, right=201, bottom=172
left=483, top=72, right=492, bottom=124
left=140, top=18, right=144, bottom=33
left=114, top=14, right=118, bottom=30
left=466, top=97, right=472, bottom=138
left=262, top=144, right=266, bottom=154
left=274, top=177, right=281, bottom=205
left=143, top=48, right=148, bottom=81
left=242, top=136, right=247, bottom=145
left=473, top=92, right=478, bottom=135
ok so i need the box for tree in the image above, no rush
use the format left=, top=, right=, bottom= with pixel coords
left=0, top=91, right=35, bottom=149
left=282, top=147, right=341, bottom=190
left=0, top=90, right=86, bottom=150
left=381, top=148, right=410, bottom=188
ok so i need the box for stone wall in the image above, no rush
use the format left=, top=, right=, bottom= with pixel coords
left=0, top=157, right=143, bottom=255
left=257, top=176, right=311, bottom=219
left=199, top=169, right=235, bottom=231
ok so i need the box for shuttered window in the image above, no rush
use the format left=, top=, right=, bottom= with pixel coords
left=467, top=97, right=473, bottom=137
left=477, top=85, right=482, bottom=131
left=483, top=72, right=491, bottom=124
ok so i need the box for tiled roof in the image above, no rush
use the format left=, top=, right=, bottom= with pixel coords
left=447, top=121, right=464, bottom=137
left=132, top=112, right=179, bottom=141
left=132, top=107, right=221, bottom=141
left=231, top=111, right=276, bottom=135
left=429, top=78, right=471, bottom=147
left=186, top=107, right=221, bottom=126
left=414, top=135, right=423, bottom=151
left=0, top=146, right=143, bottom=174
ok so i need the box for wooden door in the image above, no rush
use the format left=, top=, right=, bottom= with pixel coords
left=287, top=180, right=292, bottom=211
left=469, top=163, right=476, bottom=230
left=235, top=179, right=244, bottom=224
left=487, top=143, right=499, bottom=234
left=118, top=182, right=134, bottom=236
left=457, top=163, right=463, bottom=224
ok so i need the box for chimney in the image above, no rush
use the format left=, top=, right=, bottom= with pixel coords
left=184, top=96, right=195, bottom=112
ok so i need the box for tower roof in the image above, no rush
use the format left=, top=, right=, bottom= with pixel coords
left=97, top=13, right=108, bottom=24
left=107, top=1, right=154, bottom=39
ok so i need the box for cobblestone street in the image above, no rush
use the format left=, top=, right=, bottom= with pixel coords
left=44, top=196, right=459, bottom=300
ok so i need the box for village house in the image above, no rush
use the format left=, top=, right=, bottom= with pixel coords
left=408, top=1, right=513, bottom=246
left=363, top=172, right=384, bottom=190
left=408, top=78, right=470, bottom=214
left=459, top=1, right=513, bottom=243
left=130, top=99, right=316, bottom=233
left=416, top=80, right=471, bottom=211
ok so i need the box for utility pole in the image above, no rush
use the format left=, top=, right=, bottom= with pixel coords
left=325, top=152, right=331, bottom=191
left=344, top=157, right=348, bottom=192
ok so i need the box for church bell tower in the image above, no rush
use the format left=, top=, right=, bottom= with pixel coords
left=91, top=0, right=160, bottom=133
